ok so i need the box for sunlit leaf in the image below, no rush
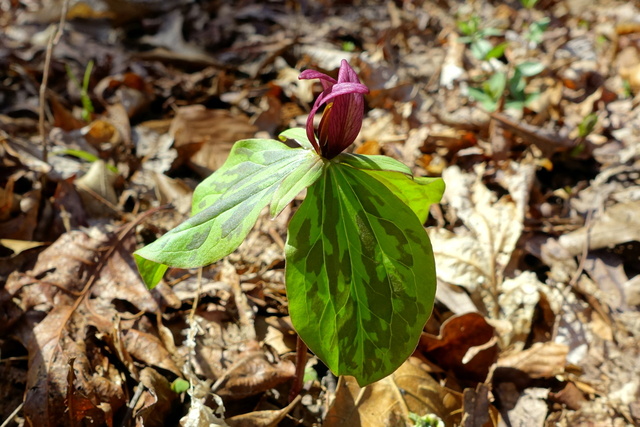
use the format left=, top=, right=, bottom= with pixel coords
left=362, top=171, right=445, bottom=223
left=285, top=163, right=437, bottom=386
left=135, top=138, right=322, bottom=288
left=278, top=127, right=315, bottom=151
left=335, top=153, right=412, bottom=175
left=516, top=61, right=545, bottom=77
left=335, top=154, right=444, bottom=222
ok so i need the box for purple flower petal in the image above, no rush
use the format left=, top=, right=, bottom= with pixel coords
left=299, top=60, right=369, bottom=158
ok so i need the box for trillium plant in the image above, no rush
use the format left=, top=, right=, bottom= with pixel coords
left=135, top=60, right=445, bottom=386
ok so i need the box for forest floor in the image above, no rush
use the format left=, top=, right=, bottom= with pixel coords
left=1, top=0, right=640, bottom=426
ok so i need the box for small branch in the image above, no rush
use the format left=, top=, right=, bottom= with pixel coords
left=120, top=381, right=145, bottom=427
left=38, top=0, right=71, bottom=164
left=0, top=402, right=24, bottom=427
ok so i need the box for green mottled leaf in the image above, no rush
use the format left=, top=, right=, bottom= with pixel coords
left=278, top=127, right=315, bottom=151
left=362, top=170, right=445, bottom=223
left=338, top=152, right=445, bottom=223
left=133, top=255, right=168, bottom=289
left=336, top=153, right=412, bottom=175
left=135, top=138, right=322, bottom=288
left=285, top=163, right=437, bottom=386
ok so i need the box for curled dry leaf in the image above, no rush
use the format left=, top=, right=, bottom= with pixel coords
left=135, top=367, right=178, bottom=427
left=94, top=72, right=153, bottom=118
left=418, top=313, right=498, bottom=385
left=0, top=187, right=40, bottom=241
left=214, top=349, right=295, bottom=400
left=431, top=165, right=523, bottom=316
left=497, top=272, right=545, bottom=350
left=500, top=387, right=549, bottom=427
left=91, top=233, right=166, bottom=313
left=324, top=357, right=464, bottom=427
left=75, top=160, right=118, bottom=217
left=122, top=329, right=182, bottom=377
left=557, top=200, right=640, bottom=257
left=497, top=342, right=569, bottom=379
left=169, top=105, right=257, bottom=176
left=462, top=384, right=500, bottom=427
left=548, top=382, right=587, bottom=410
left=5, top=230, right=100, bottom=310
left=226, top=395, right=301, bottom=427
left=18, top=306, right=125, bottom=426
left=66, top=357, right=108, bottom=426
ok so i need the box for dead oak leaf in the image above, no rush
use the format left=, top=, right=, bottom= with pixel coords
left=497, top=342, right=569, bottom=379
left=122, top=329, right=181, bottom=377
left=325, top=357, right=465, bottom=427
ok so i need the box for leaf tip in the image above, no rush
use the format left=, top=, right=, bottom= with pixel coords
left=134, top=252, right=168, bottom=289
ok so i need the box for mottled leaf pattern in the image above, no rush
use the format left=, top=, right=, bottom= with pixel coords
left=135, top=138, right=322, bottom=288
left=285, top=163, right=437, bottom=386
left=335, top=153, right=445, bottom=223
left=335, top=152, right=413, bottom=175
left=362, top=171, right=445, bottom=223
left=278, top=127, right=315, bottom=151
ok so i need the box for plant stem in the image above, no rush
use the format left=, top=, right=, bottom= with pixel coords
left=289, top=335, right=308, bottom=402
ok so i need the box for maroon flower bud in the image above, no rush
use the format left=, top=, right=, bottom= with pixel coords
left=299, top=60, right=369, bottom=159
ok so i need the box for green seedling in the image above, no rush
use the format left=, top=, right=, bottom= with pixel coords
left=520, top=0, right=540, bottom=9
left=578, top=113, right=598, bottom=138
left=51, top=148, right=119, bottom=173
left=171, top=378, right=190, bottom=394
left=134, top=60, right=445, bottom=386
left=525, top=17, right=550, bottom=45
left=458, top=15, right=505, bottom=61
left=468, top=61, right=545, bottom=112
left=65, top=60, right=95, bottom=122
left=341, top=40, right=356, bottom=52
left=409, top=412, right=445, bottom=427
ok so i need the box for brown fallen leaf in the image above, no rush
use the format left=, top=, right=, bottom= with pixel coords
left=75, top=160, right=119, bottom=217
left=122, top=329, right=182, bottom=377
left=226, top=395, right=301, bottom=427
left=548, top=381, right=587, bottom=410
left=462, top=383, right=500, bottom=427
left=135, top=367, right=178, bottom=427
left=0, top=239, right=46, bottom=256
left=556, top=201, right=640, bottom=257
left=169, top=105, right=257, bottom=176
left=0, top=187, right=40, bottom=241
left=418, top=313, right=498, bottom=384
left=5, top=230, right=101, bottom=311
left=324, top=357, right=466, bottom=427
left=497, top=342, right=568, bottom=379
left=213, top=349, right=295, bottom=400
left=66, top=357, right=108, bottom=426
left=19, top=305, right=125, bottom=426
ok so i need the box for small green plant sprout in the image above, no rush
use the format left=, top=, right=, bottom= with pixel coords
left=134, top=60, right=445, bottom=386
left=524, top=17, right=550, bottom=46
left=519, top=0, right=540, bottom=9
left=468, top=61, right=545, bottom=112
left=65, top=60, right=95, bottom=122
left=578, top=113, right=598, bottom=139
left=409, top=412, right=445, bottom=427
left=457, top=15, right=506, bottom=61
left=341, top=40, right=356, bottom=52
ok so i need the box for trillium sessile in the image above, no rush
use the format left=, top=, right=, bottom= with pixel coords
left=134, top=58, right=444, bottom=387
left=299, top=59, right=369, bottom=159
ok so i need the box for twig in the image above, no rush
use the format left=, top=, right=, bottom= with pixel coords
left=186, top=266, right=204, bottom=386
left=38, top=0, right=71, bottom=163
left=120, top=381, right=145, bottom=427
left=0, top=402, right=24, bottom=427
left=568, top=208, right=594, bottom=288
left=288, top=335, right=308, bottom=402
